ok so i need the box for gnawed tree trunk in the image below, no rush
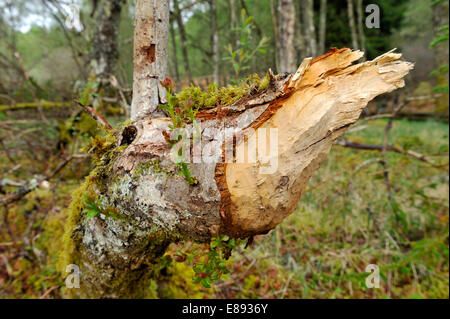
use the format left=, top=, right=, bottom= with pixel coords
left=65, top=46, right=413, bottom=297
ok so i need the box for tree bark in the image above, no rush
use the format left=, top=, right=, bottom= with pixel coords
left=228, top=0, right=239, bottom=51
left=355, top=0, right=366, bottom=56
left=210, top=0, right=220, bottom=84
left=270, top=0, right=281, bottom=73
left=173, top=0, right=193, bottom=84
left=318, top=0, right=327, bottom=55
left=278, top=0, right=297, bottom=73
left=347, top=0, right=358, bottom=50
left=67, top=45, right=413, bottom=297
left=90, top=0, right=125, bottom=84
left=293, top=0, right=305, bottom=62
left=302, top=0, right=317, bottom=57
left=131, top=0, right=169, bottom=120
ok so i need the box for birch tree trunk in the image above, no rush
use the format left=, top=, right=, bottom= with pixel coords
left=278, top=0, right=297, bottom=73
left=302, top=0, right=317, bottom=57
left=130, top=0, right=169, bottom=120
left=173, top=0, right=193, bottom=84
left=210, top=0, right=220, bottom=84
left=90, top=0, right=125, bottom=85
left=347, top=0, right=358, bottom=50
left=318, top=0, right=327, bottom=55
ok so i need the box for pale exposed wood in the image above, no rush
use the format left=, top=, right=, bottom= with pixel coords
left=223, top=49, right=413, bottom=235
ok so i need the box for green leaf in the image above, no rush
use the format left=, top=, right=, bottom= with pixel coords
left=201, top=277, right=212, bottom=288
left=210, top=272, right=220, bottom=281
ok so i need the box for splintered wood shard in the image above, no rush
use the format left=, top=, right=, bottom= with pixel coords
left=110, top=48, right=413, bottom=241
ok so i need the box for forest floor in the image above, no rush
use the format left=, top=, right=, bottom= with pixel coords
left=0, top=111, right=448, bottom=298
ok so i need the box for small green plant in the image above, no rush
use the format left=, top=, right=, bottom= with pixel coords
left=159, top=78, right=198, bottom=185
left=82, top=195, right=124, bottom=220
left=224, top=9, right=269, bottom=80
left=430, top=22, right=449, bottom=94
left=77, top=75, right=99, bottom=106
left=191, top=234, right=240, bottom=288
left=177, top=162, right=198, bottom=185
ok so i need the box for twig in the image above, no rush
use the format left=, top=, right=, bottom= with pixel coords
left=366, top=206, right=381, bottom=232
left=12, top=51, right=50, bottom=125
left=335, top=140, right=447, bottom=170
left=39, top=285, right=60, bottom=299
left=0, top=154, right=90, bottom=206
left=0, top=137, right=16, bottom=164
left=74, top=99, right=115, bottom=131
left=0, top=254, right=12, bottom=276
left=380, top=102, right=405, bottom=201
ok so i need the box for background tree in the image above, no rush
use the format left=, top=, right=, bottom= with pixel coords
left=302, top=0, right=317, bottom=57
left=89, top=0, right=126, bottom=85
left=278, top=0, right=296, bottom=73
left=431, top=0, right=449, bottom=117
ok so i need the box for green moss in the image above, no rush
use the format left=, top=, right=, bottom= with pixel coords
left=58, top=176, right=94, bottom=275
left=159, top=262, right=207, bottom=299
left=0, top=101, right=72, bottom=112
left=175, top=73, right=270, bottom=111
left=133, top=159, right=165, bottom=178
left=58, top=128, right=126, bottom=277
